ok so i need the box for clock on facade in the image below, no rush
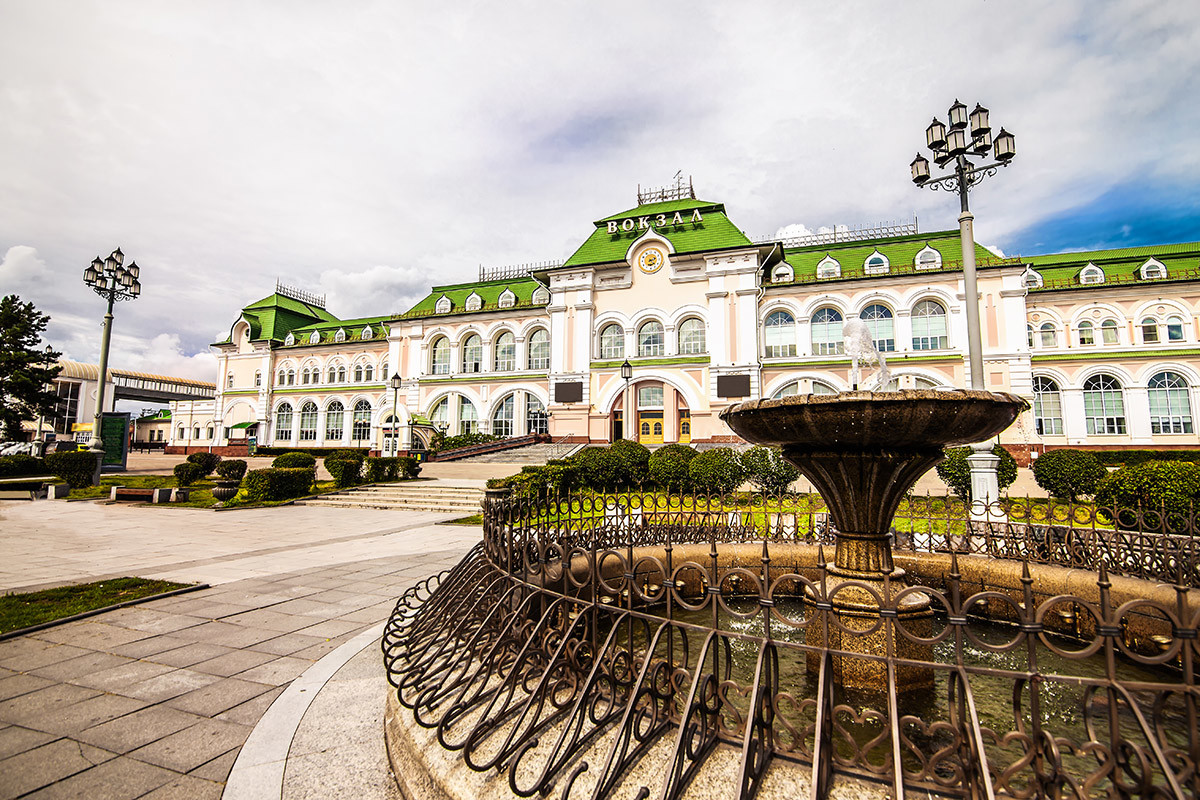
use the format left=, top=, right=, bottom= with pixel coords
left=638, top=246, right=666, bottom=274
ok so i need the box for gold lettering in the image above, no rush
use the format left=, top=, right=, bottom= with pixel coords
left=655, top=214, right=667, bottom=226
left=607, top=221, right=618, bottom=234
left=672, top=212, right=683, bottom=225
left=638, top=216, right=650, bottom=229
left=691, top=210, right=703, bottom=223
left=621, top=219, right=635, bottom=232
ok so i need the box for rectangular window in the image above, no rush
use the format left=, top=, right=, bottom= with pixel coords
left=764, top=328, right=796, bottom=358
left=637, top=386, right=664, bottom=408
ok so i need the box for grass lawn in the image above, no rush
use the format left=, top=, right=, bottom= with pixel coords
left=0, top=577, right=194, bottom=634
left=66, top=476, right=340, bottom=509
left=444, top=513, right=483, bottom=525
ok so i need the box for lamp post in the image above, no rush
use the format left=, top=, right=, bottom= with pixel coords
left=910, top=101, right=1016, bottom=512
left=620, top=359, right=633, bottom=441
left=82, top=248, right=142, bottom=452
left=35, top=344, right=54, bottom=452
left=389, top=372, right=403, bottom=454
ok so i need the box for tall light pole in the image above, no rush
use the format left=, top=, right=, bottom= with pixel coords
left=389, top=372, right=403, bottom=454
left=910, top=101, right=1016, bottom=511
left=82, top=248, right=142, bottom=452
left=620, top=359, right=633, bottom=441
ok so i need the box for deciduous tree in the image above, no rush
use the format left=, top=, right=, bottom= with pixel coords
left=0, top=295, right=61, bottom=440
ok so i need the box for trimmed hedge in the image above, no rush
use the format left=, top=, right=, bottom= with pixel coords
left=432, top=432, right=501, bottom=454
left=273, top=452, right=316, bottom=469
left=740, top=446, right=800, bottom=494
left=0, top=454, right=45, bottom=478
left=173, top=462, right=204, bottom=487
left=216, top=459, right=248, bottom=481
left=1096, top=461, right=1200, bottom=523
left=688, top=448, right=747, bottom=494
left=609, top=440, right=650, bottom=486
left=572, top=447, right=624, bottom=490
left=253, top=446, right=369, bottom=457
left=400, top=456, right=421, bottom=479
left=935, top=444, right=1018, bottom=501
left=243, top=467, right=316, bottom=502
left=45, top=451, right=98, bottom=488
left=327, top=449, right=367, bottom=464
left=325, top=457, right=363, bottom=488
left=487, top=459, right=578, bottom=499
left=647, top=444, right=697, bottom=489
left=1032, top=449, right=1106, bottom=501
left=365, top=456, right=400, bottom=483
left=1089, top=449, right=1200, bottom=466
left=186, top=451, right=221, bottom=476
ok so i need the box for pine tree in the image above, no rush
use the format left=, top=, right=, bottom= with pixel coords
left=0, top=295, right=62, bottom=440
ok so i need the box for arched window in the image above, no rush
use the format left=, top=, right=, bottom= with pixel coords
left=1022, top=269, right=1043, bottom=288
left=431, top=336, right=451, bottom=375
left=637, top=321, right=664, bottom=357
left=916, top=247, right=942, bottom=271
left=334, top=329, right=346, bottom=343
left=1039, top=322, right=1058, bottom=348
left=254, top=371, right=261, bottom=387
left=460, top=333, right=480, bottom=374
left=277, top=370, right=285, bottom=385
left=460, top=398, right=478, bottom=435
left=1078, top=320, right=1094, bottom=346
left=913, top=377, right=939, bottom=390
left=325, top=401, right=344, bottom=440
left=275, top=403, right=293, bottom=441
left=526, top=394, right=548, bottom=434
left=1167, top=316, right=1186, bottom=342
left=1026, top=324, right=1034, bottom=348
left=178, top=426, right=185, bottom=440
left=773, top=380, right=835, bottom=398
left=327, top=366, right=336, bottom=383
left=811, top=307, right=843, bottom=355
left=361, top=326, right=374, bottom=340
left=206, top=426, right=213, bottom=439
left=1141, top=317, right=1159, bottom=344
left=301, top=368, right=310, bottom=385
left=337, top=366, right=346, bottom=383
left=430, top=398, right=450, bottom=431
left=1032, top=376, right=1063, bottom=435
left=284, top=333, right=295, bottom=346
left=308, top=331, right=320, bottom=345
left=528, top=328, right=550, bottom=370
left=912, top=300, right=948, bottom=350
left=492, top=394, right=515, bottom=437
left=678, top=318, right=706, bottom=355
left=226, top=374, right=233, bottom=389
left=1141, top=259, right=1167, bottom=280
left=193, top=426, right=200, bottom=439
left=299, top=401, right=318, bottom=440
left=1100, top=319, right=1119, bottom=345
left=435, top=296, right=451, bottom=314
left=864, top=252, right=889, bottom=275
left=772, top=382, right=800, bottom=399
left=364, top=365, right=373, bottom=382
left=816, top=256, right=840, bottom=279
left=354, top=364, right=364, bottom=382
left=494, top=331, right=516, bottom=371
left=764, top=310, right=796, bottom=358
left=1080, top=264, right=1105, bottom=285
left=860, top=304, right=894, bottom=352
left=1148, top=372, right=1193, bottom=434
left=1083, top=374, right=1126, bottom=434
left=380, top=362, right=388, bottom=379
left=286, top=370, right=295, bottom=385
left=465, top=292, right=482, bottom=311
left=497, top=288, right=516, bottom=308
left=532, top=286, right=550, bottom=304
left=352, top=400, right=372, bottom=440
left=600, top=324, right=624, bottom=359
left=772, top=264, right=794, bottom=283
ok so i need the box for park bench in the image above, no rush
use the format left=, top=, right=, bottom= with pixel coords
left=0, top=475, right=70, bottom=501
left=108, top=486, right=190, bottom=503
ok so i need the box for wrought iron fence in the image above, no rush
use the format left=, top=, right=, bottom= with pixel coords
left=383, top=489, right=1200, bottom=799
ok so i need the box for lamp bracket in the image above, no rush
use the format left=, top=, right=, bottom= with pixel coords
left=918, top=159, right=1008, bottom=195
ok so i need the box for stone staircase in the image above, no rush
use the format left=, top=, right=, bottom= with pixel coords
left=448, top=441, right=583, bottom=463
left=295, top=483, right=484, bottom=513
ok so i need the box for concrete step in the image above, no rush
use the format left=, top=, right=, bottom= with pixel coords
left=294, top=481, right=484, bottom=513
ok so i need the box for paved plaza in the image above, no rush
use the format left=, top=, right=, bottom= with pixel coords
left=0, top=495, right=481, bottom=799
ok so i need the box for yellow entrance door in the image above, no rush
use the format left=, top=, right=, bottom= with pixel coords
left=639, top=412, right=664, bottom=445
left=678, top=411, right=691, bottom=444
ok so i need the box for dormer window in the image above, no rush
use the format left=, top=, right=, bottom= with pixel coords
left=532, top=286, right=550, bottom=304
left=465, top=292, right=482, bottom=311
left=334, top=328, right=346, bottom=343
left=1079, top=264, right=1105, bottom=285
left=915, top=246, right=941, bottom=271
left=284, top=332, right=295, bottom=346
left=361, top=325, right=374, bottom=340
left=435, top=295, right=452, bottom=314
left=816, top=256, right=841, bottom=279
left=1022, top=268, right=1043, bottom=289
left=1140, top=258, right=1167, bottom=280
left=772, top=263, right=794, bottom=283
left=308, top=331, right=321, bottom=344
left=864, top=251, right=889, bottom=275
left=497, top=288, right=516, bottom=308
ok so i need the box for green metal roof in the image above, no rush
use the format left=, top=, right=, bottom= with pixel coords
left=398, top=277, right=547, bottom=319
left=563, top=198, right=754, bottom=268
left=775, top=230, right=1014, bottom=285
left=1025, top=241, right=1200, bottom=292
left=278, top=315, right=393, bottom=348
left=219, top=293, right=341, bottom=345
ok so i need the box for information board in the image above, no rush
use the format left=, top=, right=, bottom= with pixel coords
left=100, top=413, right=131, bottom=470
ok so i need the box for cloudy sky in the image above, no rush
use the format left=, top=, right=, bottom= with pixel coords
left=2, top=1, right=1198, bottom=392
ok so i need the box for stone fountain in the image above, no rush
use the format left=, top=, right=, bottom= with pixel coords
left=720, top=388, right=1028, bottom=692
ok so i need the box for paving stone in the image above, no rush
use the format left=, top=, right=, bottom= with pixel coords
left=214, top=685, right=284, bottom=725
left=139, top=773, right=224, bottom=799
left=289, top=639, right=345, bottom=660
left=20, top=754, right=176, bottom=799
left=106, top=635, right=192, bottom=659
left=146, top=643, right=236, bottom=668
left=75, top=706, right=203, bottom=753
left=245, top=632, right=328, bottom=657
left=101, top=607, right=206, bottom=636
left=128, top=717, right=250, bottom=773
left=232, top=656, right=312, bottom=685
left=31, top=623, right=151, bottom=649
left=186, top=746, right=239, bottom=781
left=0, top=724, right=57, bottom=759
left=69, top=660, right=175, bottom=692
left=188, top=649, right=277, bottom=678
left=31, top=693, right=148, bottom=736
left=0, top=643, right=92, bottom=673
left=0, top=683, right=102, bottom=728
left=116, top=668, right=221, bottom=703
left=165, top=677, right=274, bottom=716
left=294, top=618, right=364, bottom=639
left=0, top=672, right=56, bottom=702
left=222, top=608, right=317, bottom=634
left=30, top=650, right=134, bottom=682
left=183, top=621, right=280, bottom=648
left=0, top=738, right=117, bottom=799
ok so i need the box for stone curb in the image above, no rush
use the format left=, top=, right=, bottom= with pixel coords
left=0, top=582, right=210, bottom=641
left=222, top=620, right=386, bottom=800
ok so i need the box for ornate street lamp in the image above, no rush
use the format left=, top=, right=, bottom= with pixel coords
left=389, top=372, right=403, bottom=454
left=620, top=359, right=633, bottom=441
left=82, top=248, right=142, bottom=452
left=911, top=100, right=1016, bottom=510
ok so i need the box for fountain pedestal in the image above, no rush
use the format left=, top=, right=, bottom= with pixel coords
left=721, top=390, right=1029, bottom=694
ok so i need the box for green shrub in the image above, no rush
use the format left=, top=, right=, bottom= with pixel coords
left=739, top=446, right=800, bottom=494
left=186, top=451, right=221, bottom=475
left=365, top=456, right=400, bottom=483
left=648, top=444, right=697, bottom=489
left=243, top=467, right=316, bottom=501
left=399, top=456, right=422, bottom=479
left=45, top=451, right=98, bottom=488
left=253, top=446, right=369, bottom=457
left=273, top=452, right=316, bottom=469
left=432, top=431, right=501, bottom=453
left=688, top=448, right=747, bottom=494
left=492, top=460, right=579, bottom=499
left=215, top=459, right=248, bottom=482
left=325, top=457, right=363, bottom=488
left=609, top=439, right=651, bottom=485
left=572, top=447, right=624, bottom=490
left=935, top=444, right=1018, bottom=501
left=1031, top=449, right=1107, bottom=501
left=327, top=449, right=367, bottom=464
left=1095, top=461, right=1200, bottom=525
left=173, top=462, right=204, bottom=487
left=0, top=454, right=45, bottom=477
left=1092, top=449, right=1200, bottom=466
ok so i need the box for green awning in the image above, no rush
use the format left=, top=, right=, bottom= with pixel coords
left=230, top=421, right=259, bottom=430
left=410, top=415, right=432, bottom=426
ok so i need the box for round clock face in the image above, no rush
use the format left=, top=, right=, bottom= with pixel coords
left=638, top=247, right=666, bottom=274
